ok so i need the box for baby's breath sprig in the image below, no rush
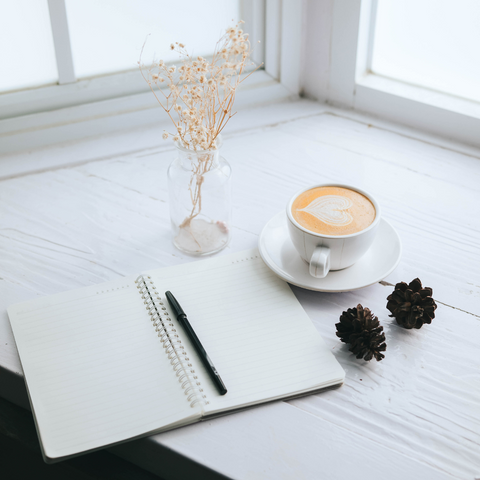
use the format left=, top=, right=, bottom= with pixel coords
left=139, top=21, right=261, bottom=151
left=139, top=23, right=261, bottom=239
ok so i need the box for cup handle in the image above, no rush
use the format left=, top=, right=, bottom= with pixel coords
left=309, top=246, right=330, bottom=278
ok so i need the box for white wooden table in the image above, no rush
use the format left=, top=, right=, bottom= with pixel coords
left=1, top=100, right=479, bottom=479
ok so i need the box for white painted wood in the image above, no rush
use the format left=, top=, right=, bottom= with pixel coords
left=0, top=0, right=270, bottom=155
left=0, top=0, right=298, bottom=156
left=0, top=70, right=149, bottom=121
left=355, top=0, right=376, bottom=79
left=279, top=0, right=304, bottom=95
left=0, top=99, right=325, bottom=180
left=241, top=0, right=266, bottom=67
left=0, top=61, right=259, bottom=122
left=327, top=0, right=361, bottom=107
left=47, top=0, right=76, bottom=85
left=302, top=0, right=334, bottom=102
left=0, top=69, right=273, bottom=137
left=355, top=74, right=480, bottom=148
left=326, top=102, right=480, bottom=161
left=265, top=0, right=281, bottom=80
left=0, top=71, right=291, bottom=156
left=112, top=401, right=453, bottom=480
left=0, top=100, right=479, bottom=479
left=321, top=0, right=480, bottom=148
left=364, top=0, right=378, bottom=72
left=353, top=1, right=480, bottom=149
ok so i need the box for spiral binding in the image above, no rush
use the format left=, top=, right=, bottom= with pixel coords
left=134, top=275, right=208, bottom=409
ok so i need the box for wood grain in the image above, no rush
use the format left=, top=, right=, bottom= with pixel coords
left=0, top=100, right=479, bottom=479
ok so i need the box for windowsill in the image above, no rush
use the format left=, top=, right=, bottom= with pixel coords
left=0, top=70, right=293, bottom=157
left=357, top=73, right=480, bottom=120
left=0, top=98, right=322, bottom=181
left=2, top=96, right=480, bottom=181
left=0, top=98, right=479, bottom=479
left=354, top=73, right=480, bottom=148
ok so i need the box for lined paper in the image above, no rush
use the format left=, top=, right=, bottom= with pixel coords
left=8, top=249, right=344, bottom=461
left=8, top=274, right=200, bottom=460
left=146, top=249, right=345, bottom=415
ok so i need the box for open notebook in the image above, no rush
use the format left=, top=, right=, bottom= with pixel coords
left=7, top=249, right=345, bottom=462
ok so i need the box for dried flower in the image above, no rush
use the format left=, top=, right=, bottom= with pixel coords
left=140, top=20, right=261, bottom=151
left=139, top=21, right=262, bottom=232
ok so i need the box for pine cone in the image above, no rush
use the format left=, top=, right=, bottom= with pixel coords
left=336, top=304, right=386, bottom=362
left=386, top=278, right=437, bottom=329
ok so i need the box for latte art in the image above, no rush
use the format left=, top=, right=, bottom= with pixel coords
left=292, top=186, right=376, bottom=236
left=299, top=195, right=353, bottom=227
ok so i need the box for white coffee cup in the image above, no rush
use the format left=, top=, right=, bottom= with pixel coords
left=286, top=184, right=381, bottom=278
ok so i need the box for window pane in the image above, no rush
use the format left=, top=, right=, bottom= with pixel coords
left=372, top=0, right=480, bottom=103
left=0, top=0, right=58, bottom=93
left=65, top=0, right=241, bottom=79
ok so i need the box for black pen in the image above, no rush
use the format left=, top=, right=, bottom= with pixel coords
left=165, top=291, right=227, bottom=396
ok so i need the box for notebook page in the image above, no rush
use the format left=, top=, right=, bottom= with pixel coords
left=7, top=274, right=201, bottom=461
left=146, top=249, right=345, bottom=415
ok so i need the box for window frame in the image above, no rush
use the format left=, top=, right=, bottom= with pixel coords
left=0, top=0, right=304, bottom=155
left=324, top=0, right=480, bottom=149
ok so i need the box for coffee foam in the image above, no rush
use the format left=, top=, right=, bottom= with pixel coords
left=291, top=186, right=376, bottom=236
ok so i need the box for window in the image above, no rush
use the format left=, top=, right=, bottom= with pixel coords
left=65, top=0, right=242, bottom=81
left=0, top=0, right=268, bottom=113
left=0, top=1, right=57, bottom=93
left=371, top=0, right=480, bottom=104
left=1, top=0, right=242, bottom=93
left=1, top=0, right=305, bottom=155
left=325, top=0, right=480, bottom=148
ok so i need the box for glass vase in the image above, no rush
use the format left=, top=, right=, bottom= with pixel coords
left=167, top=136, right=232, bottom=256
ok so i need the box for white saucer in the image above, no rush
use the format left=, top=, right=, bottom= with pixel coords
left=258, top=212, right=402, bottom=292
